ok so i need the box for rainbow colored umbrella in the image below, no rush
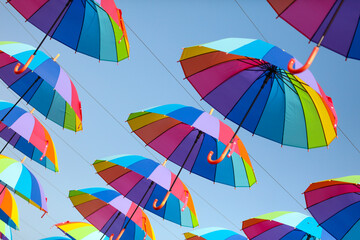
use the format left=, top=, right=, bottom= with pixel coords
left=93, top=155, right=198, bottom=227
left=69, top=188, right=155, bottom=240
left=0, top=183, right=19, bottom=230
left=127, top=104, right=255, bottom=209
left=184, top=227, right=246, bottom=240
left=0, top=219, right=12, bottom=240
left=304, top=175, right=360, bottom=240
left=0, top=41, right=82, bottom=132
left=180, top=38, right=337, bottom=163
left=0, top=101, right=57, bottom=172
left=267, top=0, right=360, bottom=73
left=242, top=211, right=325, bottom=240
left=55, top=221, right=109, bottom=240
left=0, top=155, right=47, bottom=216
left=8, top=0, right=129, bottom=74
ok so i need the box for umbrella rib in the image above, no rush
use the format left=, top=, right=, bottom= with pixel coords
left=75, top=1, right=87, bottom=53
left=187, top=130, right=204, bottom=174
left=274, top=0, right=297, bottom=18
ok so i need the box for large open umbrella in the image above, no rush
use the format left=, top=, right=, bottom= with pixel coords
left=242, top=211, right=325, bottom=240
left=184, top=227, right=247, bottom=240
left=0, top=41, right=82, bottom=132
left=267, top=0, right=360, bottom=73
left=127, top=104, right=255, bottom=209
left=93, top=154, right=198, bottom=228
left=304, top=175, right=360, bottom=240
left=69, top=188, right=155, bottom=240
left=7, top=0, right=129, bottom=74
left=180, top=38, right=337, bottom=164
left=0, top=155, right=48, bottom=217
left=55, top=221, right=109, bottom=240
left=0, top=183, right=19, bottom=230
left=0, top=101, right=57, bottom=171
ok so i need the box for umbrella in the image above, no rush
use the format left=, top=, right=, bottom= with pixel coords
left=69, top=188, right=155, bottom=240
left=0, top=219, right=12, bottom=240
left=0, top=101, right=58, bottom=171
left=0, top=183, right=19, bottom=230
left=0, top=155, right=48, bottom=216
left=267, top=0, right=360, bottom=73
left=93, top=154, right=198, bottom=228
left=304, top=175, right=360, bottom=240
left=8, top=0, right=129, bottom=74
left=180, top=38, right=337, bottom=163
left=127, top=104, right=256, bottom=209
left=184, top=227, right=247, bottom=240
left=0, top=41, right=82, bottom=132
left=242, top=211, right=324, bottom=240
left=40, top=238, right=71, bottom=240
left=55, top=221, right=110, bottom=240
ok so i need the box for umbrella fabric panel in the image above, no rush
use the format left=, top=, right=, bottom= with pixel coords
left=184, top=227, right=247, bottom=240
left=0, top=184, right=19, bottom=230
left=8, top=0, right=129, bottom=62
left=0, top=219, right=12, bottom=240
left=127, top=110, right=255, bottom=187
left=56, top=221, right=110, bottom=240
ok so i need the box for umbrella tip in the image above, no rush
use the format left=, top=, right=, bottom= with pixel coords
left=53, top=53, right=60, bottom=62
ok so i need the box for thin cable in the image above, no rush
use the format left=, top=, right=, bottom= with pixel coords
left=338, top=126, right=360, bottom=154
left=233, top=0, right=268, bottom=42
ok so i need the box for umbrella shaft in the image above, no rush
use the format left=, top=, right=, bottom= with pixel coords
left=231, top=72, right=272, bottom=142
left=1, top=76, right=41, bottom=122
left=0, top=184, right=6, bottom=195
left=0, top=132, right=16, bottom=154
left=34, top=0, right=73, bottom=54
left=318, top=0, right=344, bottom=47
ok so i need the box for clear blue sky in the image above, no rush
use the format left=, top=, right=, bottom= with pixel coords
left=0, top=0, right=359, bottom=239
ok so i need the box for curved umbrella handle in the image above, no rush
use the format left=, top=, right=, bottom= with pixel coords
left=287, top=46, right=319, bottom=74
left=14, top=54, right=35, bottom=74
left=109, top=234, right=114, bottom=240
left=40, top=140, right=49, bottom=161
left=227, top=136, right=240, bottom=158
left=142, top=217, right=147, bottom=240
left=207, top=142, right=232, bottom=164
left=181, top=190, right=189, bottom=212
left=153, top=191, right=171, bottom=210
left=112, top=229, right=125, bottom=240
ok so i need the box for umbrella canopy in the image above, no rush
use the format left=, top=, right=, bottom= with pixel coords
left=69, top=188, right=155, bottom=240
left=180, top=38, right=337, bottom=156
left=127, top=104, right=256, bottom=188
left=0, top=155, right=48, bottom=214
left=184, top=227, right=246, bottom=240
left=0, top=220, right=12, bottom=240
left=267, top=0, right=360, bottom=73
left=0, top=101, right=57, bottom=172
left=93, top=155, right=198, bottom=228
left=242, top=211, right=324, bottom=240
left=304, top=175, right=360, bottom=240
left=0, top=183, right=19, bottom=230
left=55, top=221, right=110, bottom=240
left=7, top=0, right=129, bottom=67
left=0, top=41, right=82, bottom=132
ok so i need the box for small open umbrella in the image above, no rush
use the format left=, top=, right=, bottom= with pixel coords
left=0, top=101, right=57, bottom=171
left=304, top=175, right=360, bottom=240
left=69, top=188, right=155, bottom=240
left=180, top=38, right=337, bottom=164
left=55, top=221, right=109, bottom=240
left=184, top=227, right=246, bottom=240
left=267, top=0, right=360, bottom=73
left=93, top=155, right=198, bottom=228
left=0, top=155, right=47, bottom=217
left=0, top=183, right=19, bottom=230
left=0, top=41, right=82, bottom=132
left=127, top=104, right=256, bottom=209
left=7, top=0, right=129, bottom=74
left=242, top=211, right=325, bottom=240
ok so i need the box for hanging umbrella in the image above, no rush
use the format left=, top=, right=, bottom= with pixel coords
left=0, top=41, right=82, bottom=132
left=267, top=0, right=360, bottom=73
left=8, top=0, right=129, bottom=74
left=127, top=104, right=256, bottom=209
left=184, top=227, right=246, bottom=240
left=180, top=38, right=337, bottom=164
left=0, top=183, right=19, bottom=230
left=0, top=155, right=48, bottom=217
left=0, top=219, right=12, bottom=240
left=69, top=188, right=155, bottom=240
left=55, top=221, right=110, bottom=240
left=93, top=154, right=198, bottom=228
left=304, top=175, right=360, bottom=240
left=0, top=101, right=57, bottom=172
left=242, top=211, right=325, bottom=240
